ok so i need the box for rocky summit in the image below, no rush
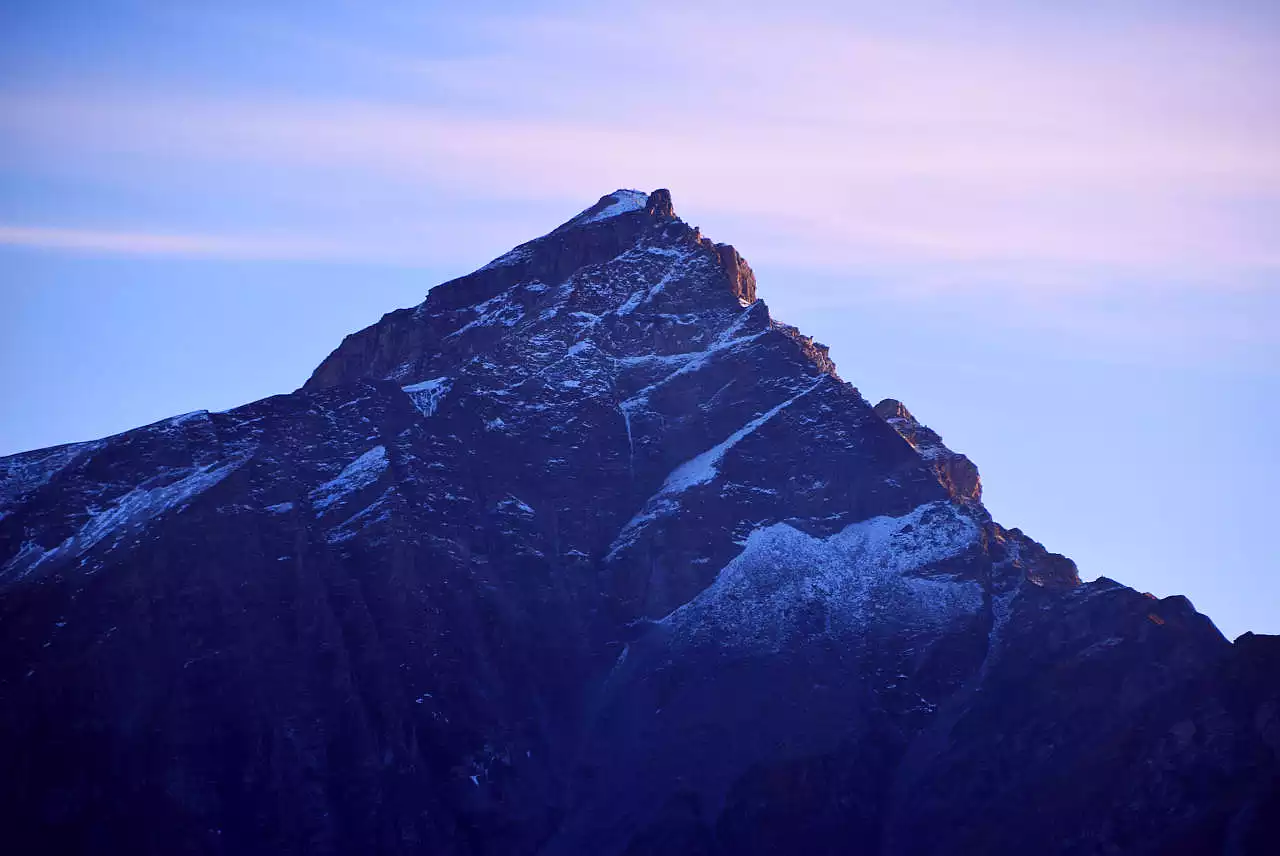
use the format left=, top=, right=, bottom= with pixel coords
left=1, top=189, right=1276, bottom=856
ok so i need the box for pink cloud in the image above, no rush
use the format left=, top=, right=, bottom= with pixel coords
left=0, top=225, right=348, bottom=260
left=0, top=4, right=1276, bottom=281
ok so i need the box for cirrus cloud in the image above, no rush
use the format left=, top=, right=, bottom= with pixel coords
left=0, top=1, right=1276, bottom=285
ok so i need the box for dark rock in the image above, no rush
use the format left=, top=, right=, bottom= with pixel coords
left=709, top=243, right=756, bottom=305
left=875, top=397, right=983, bottom=503
left=646, top=188, right=675, bottom=219
left=0, top=188, right=1272, bottom=855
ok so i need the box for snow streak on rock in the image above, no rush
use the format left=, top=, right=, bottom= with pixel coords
left=310, top=445, right=388, bottom=512
left=2, top=457, right=246, bottom=581
left=402, top=377, right=451, bottom=417
left=0, top=441, right=100, bottom=514
left=573, top=189, right=649, bottom=226
left=608, top=376, right=827, bottom=560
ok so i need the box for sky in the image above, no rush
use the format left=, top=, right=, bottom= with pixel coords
left=1, top=0, right=1277, bottom=638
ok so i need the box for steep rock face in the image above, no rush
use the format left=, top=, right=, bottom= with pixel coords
left=0, top=189, right=1275, bottom=856
left=874, top=398, right=982, bottom=504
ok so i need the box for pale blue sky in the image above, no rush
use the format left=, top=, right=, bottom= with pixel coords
left=1, top=1, right=1277, bottom=638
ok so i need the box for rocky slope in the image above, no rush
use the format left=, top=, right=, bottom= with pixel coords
left=1, top=189, right=1275, bottom=855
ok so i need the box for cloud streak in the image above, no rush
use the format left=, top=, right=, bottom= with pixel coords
left=0, top=225, right=351, bottom=260
left=1, top=2, right=1277, bottom=282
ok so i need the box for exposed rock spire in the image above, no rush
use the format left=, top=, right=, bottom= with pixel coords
left=874, top=398, right=982, bottom=503
left=646, top=187, right=675, bottom=218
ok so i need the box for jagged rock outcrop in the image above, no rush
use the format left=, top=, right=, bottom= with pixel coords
left=709, top=242, right=756, bottom=305
left=874, top=398, right=982, bottom=504
left=0, top=189, right=1274, bottom=856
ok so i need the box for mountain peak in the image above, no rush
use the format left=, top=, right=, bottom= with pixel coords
left=556, top=188, right=676, bottom=233
left=2, top=186, right=1275, bottom=856
left=303, top=187, right=766, bottom=391
left=874, top=398, right=915, bottom=423
left=646, top=187, right=675, bottom=218
left=559, top=189, right=652, bottom=230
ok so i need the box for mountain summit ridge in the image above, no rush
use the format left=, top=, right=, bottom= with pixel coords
left=304, top=188, right=757, bottom=393
left=0, top=188, right=1275, bottom=855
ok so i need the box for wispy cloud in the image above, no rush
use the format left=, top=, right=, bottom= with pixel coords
left=1, top=2, right=1277, bottom=285
left=0, top=225, right=349, bottom=260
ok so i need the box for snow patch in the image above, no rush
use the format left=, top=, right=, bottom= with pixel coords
left=0, top=441, right=101, bottom=512
left=498, top=496, right=536, bottom=516
left=310, top=446, right=388, bottom=512
left=660, top=502, right=983, bottom=651
left=2, top=458, right=246, bottom=581
left=402, top=377, right=452, bottom=417
left=575, top=190, right=649, bottom=226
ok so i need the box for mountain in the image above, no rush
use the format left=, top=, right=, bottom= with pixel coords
left=1, top=189, right=1276, bottom=856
